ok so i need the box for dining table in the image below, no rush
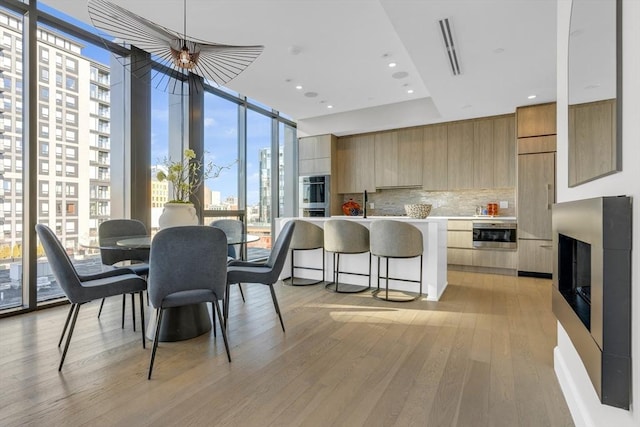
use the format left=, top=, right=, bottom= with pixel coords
left=85, top=231, right=259, bottom=342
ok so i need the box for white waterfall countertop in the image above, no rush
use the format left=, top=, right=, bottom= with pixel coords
left=276, top=217, right=448, bottom=301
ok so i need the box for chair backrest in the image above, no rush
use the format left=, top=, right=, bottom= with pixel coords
left=210, top=219, right=244, bottom=259
left=35, top=224, right=82, bottom=303
left=99, top=219, right=149, bottom=265
left=290, top=220, right=323, bottom=250
left=370, top=220, right=423, bottom=258
left=265, top=221, right=296, bottom=275
left=148, top=226, right=228, bottom=308
left=324, top=219, right=370, bottom=254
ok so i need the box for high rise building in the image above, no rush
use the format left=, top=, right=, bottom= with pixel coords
left=258, top=147, right=284, bottom=224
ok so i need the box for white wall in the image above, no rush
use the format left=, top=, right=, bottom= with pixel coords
left=555, top=1, right=640, bottom=426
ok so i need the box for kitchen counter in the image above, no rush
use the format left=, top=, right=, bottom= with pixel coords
left=329, top=215, right=516, bottom=221
left=276, top=217, right=448, bottom=301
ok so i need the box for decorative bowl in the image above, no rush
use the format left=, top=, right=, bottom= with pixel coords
left=404, top=203, right=432, bottom=219
left=342, top=199, right=362, bottom=216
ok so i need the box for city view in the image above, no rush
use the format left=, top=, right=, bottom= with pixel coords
left=0, top=5, right=291, bottom=310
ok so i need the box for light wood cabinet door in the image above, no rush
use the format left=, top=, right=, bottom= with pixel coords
left=374, top=131, right=398, bottom=188
left=493, top=115, right=516, bottom=187
left=517, top=239, right=553, bottom=274
left=473, top=119, right=494, bottom=188
left=397, top=127, right=423, bottom=186
left=336, top=134, right=375, bottom=194
left=423, top=124, right=448, bottom=190
left=448, top=230, right=473, bottom=248
left=473, top=250, right=517, bottom=269
left=516, top=103, right=557, bottom=138
left=518, top=152, right=555, bottom=240
left=448, top=248, right=473, bottom=266
left=447, top=121, right=474, bottom=190
left=568, top=99, right=616, bottom=186
left=298, top=135, right=334, bottom=175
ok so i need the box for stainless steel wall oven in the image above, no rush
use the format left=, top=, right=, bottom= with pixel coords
left=299, top=175, right=330, bottom=217
left=472, top=222, right=517, bottom=249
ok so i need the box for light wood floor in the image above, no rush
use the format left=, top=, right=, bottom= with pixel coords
left=0, top=271, right=574, bottom=426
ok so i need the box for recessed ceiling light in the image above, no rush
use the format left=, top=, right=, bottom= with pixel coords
left=493, top=48, right=505, bottom=54
left=462, top=104, right=472, bottom=109
left=388, top=62, right=397, bottom=68
left=392, top=71, right=409, bottom=79
left=327, top=105, right=333, bottom=109
left=295, top=85, right=302, bottom=90
left=528, top=94, right=537, bottom=99
left=304, top=92, right=318, bottom=98
left=407, top=89, right=414, bottom=94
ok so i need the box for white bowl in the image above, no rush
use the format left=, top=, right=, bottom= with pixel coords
left=404, top=204, right=432, bottom=219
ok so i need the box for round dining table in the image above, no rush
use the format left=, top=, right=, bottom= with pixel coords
left=85, top=232, right=260, bottom=342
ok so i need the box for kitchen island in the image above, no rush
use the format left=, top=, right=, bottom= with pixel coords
left=276, top=216, right=448, bottom=301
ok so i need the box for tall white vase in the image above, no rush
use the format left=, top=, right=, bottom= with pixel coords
left=158, top=203, right=199, bottom=229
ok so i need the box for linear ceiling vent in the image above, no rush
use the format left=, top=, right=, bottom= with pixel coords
left=438, top=18, right=461, bottom=76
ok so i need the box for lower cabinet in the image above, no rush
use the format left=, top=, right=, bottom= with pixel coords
left=447, top=220, right=516, bottom=270
left=472, top=250, right=517, bottom=269
left=517, top=239, right=553, bottom=274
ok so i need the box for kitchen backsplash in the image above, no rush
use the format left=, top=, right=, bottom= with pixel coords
left=341, top=187, right=516, bottom=217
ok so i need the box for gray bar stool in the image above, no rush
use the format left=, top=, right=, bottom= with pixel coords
left=370, top=220, right=423, bottom=302
left=323, top=219, right=371, bottom=293
left=286, top=220, right=325, bottom=286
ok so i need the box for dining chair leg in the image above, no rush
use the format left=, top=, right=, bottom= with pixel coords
left=224, top=283, right=231, bottom=328
left=131, top=293, right=136, bottom=332
left=212, top=303, right=217, bottom=337
left=237, top=284, right=246, bottom=302
left=148, top=308, right=163, bottom=380
left=139, top=291, right=146, bottom=349
left=268, top=284, right=285, bottom=332
left=58, top=304, right=74, bottom=347
left=212, top=299, right=231, bottom=362
left=97, top=298, right=106, bottom=318
left=59, top=303, right=81, bottom=372
left=121, top=294, right=126, bottom=329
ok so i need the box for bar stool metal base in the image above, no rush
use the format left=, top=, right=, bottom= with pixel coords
left=372, top=255, right=422, bottom=302
left=325, top=252, right=371, bottom=294
left=285, top=247, right=325, bottom=286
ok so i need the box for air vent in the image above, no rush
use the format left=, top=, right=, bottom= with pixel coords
left=438, top=18, right=461, bottom=76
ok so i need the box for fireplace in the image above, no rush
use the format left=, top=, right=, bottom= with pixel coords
left=552, top=196, right=631, bottom=409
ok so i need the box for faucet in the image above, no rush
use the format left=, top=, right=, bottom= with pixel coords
left=363, top=190, right=368, bottom=218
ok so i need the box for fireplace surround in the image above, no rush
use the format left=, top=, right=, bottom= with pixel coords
left=552, top=196, right=632, bottom=409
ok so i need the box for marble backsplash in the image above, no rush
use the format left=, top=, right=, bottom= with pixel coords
left=341, top=187, right=516, bottom=217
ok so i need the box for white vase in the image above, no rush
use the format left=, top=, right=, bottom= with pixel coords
left=158, top=203, right=199, bottom=229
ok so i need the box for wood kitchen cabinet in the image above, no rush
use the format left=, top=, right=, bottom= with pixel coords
left=517, top=239, right=553, bottom=274
left=335, top=134, right=376, bottom=194
left=493, top=115, right=516, bottom=187
left=374, top=128, right=423, bottom=188
left=516, top=103, right=557, bottom=138
left=447, top=121, right=474, bottom=190
left=473, top=119, right=494, bottom=188
left=298, top=134, right=335, bottom=176
left=568, top=99, right=617, bottom=186
left=422, top=124, right=448, bottom=190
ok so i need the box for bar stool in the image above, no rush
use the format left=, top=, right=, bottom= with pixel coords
left=286, top=220, right=325, bottom=286
left=370, top=220, right=423, bottom=302
left=324, top=219, right=371, bottom=293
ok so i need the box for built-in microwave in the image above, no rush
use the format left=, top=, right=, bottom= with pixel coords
left=472, top=222, right=517, bottom=249
left=299, top=175, right=330, bottom=217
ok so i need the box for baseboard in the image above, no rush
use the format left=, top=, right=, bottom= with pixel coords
left=517, top=270, right=552, bottom=279
left=448, top=264, right=516, bottom=276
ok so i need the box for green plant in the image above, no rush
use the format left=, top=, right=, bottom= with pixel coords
left=156, top=149, right=234, bottom=203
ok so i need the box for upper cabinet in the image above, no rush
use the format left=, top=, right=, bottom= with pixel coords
left=473, top=119, right=494, bottom=189
left=568, top=99, right=617, bottom=186
left=516, top=103, right=556, bottom=138
left=335, top=134, right=376, bottom=194
left=374, top=128, right=423, bottom=188
left=298, top=134, right=336, bottom=176
left=493, top=115, right=516, bottom=187
left=447, top=121, right=474, bottom=190
left=422, top=124, right=448, bottom=190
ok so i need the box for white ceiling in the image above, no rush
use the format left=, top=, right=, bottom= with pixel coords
left=45, top=0, right=558, bottom=136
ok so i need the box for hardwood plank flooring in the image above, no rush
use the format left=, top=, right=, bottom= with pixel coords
left=0, top=271, right=574, bottom=426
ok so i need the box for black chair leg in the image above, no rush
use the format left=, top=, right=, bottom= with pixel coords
left=212, top=300, right=231, bottom=362
left=139, top=291, right=146, bottom=349
left=148, top=308, right=163, bottom=380
left=58, top=304, right=74, bottom=347
left=238, top=283, right=245, bottom=302
left=121, top=294, right=126, bottom=329
left=97, top=298, right=106, bottom=318
left=131, top=293, right=136, bottom=332
left=268, top=284, right=285, bottom=332
left=224, top=283, right=231, bottom=328
left=59, top=303, right=81, bottom=372
left=212, top=303, right=217, bottom=337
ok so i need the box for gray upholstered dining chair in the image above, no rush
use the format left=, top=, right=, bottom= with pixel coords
left=286, top=220, right=324, bottom=286
left=35, top=224, right=147, bottom=371
left=147, top=226, right=230, bottom=379
left=323, top=219, right=371, bottom=293
left=226, top=221, right=296, bottom=332
left=370, top=219, right=423, bottom=302
left=210, top=219, right=245, bottom=301
left=98, top=219, right=150, bottom=329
